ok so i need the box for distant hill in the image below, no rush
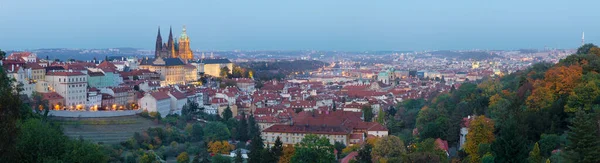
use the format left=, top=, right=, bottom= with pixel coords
left=429, top=50, right=500, bottom=60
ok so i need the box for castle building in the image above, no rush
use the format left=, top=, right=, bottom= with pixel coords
left=155, top=26, right=194, bottom=60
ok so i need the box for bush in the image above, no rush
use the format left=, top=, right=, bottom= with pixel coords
left=177, top=152, right=190, bottom=163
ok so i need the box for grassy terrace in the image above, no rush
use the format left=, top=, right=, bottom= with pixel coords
left=52, top=115, right=164, bottom=144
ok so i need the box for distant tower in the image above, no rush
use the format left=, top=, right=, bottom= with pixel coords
left=177, top=25, right=194, bottom=60
left=168, top=26, right=176, bottom=58
left=210, top=52, right=214, bottom=59
left=201, top=52, right=206, bottom=60
left=582, top=32, right=585, bottom=46
left=155, top=27, right=163, bottom=58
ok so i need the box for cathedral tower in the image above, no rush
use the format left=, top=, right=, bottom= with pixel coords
left=178, top=25, right=193, bottom=60
left=155, top=27, right=163, bottom=58
left=168, top=26, right=176, bottom=57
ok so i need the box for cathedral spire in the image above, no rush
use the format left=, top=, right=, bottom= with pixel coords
left=168, top=26, right=176, bottom=57
left=155, top=26, right=163, bottom=58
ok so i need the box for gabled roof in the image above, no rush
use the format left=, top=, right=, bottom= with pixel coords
left=98, top=61, right=117, bottom=69
left=150, top=91, right=170, bottom=100
left=169, top=91, right=187, bottom=100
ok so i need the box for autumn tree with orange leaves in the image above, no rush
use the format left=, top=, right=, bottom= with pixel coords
left=527, top=65, right=582, bottom=110
left=465, top=115, right=495, bottom=163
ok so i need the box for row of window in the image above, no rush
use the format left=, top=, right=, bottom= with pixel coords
left=58, top=77, right=86, bottom=83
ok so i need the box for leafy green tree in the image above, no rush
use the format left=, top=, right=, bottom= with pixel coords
left=222, top=106, right=233, bottom=121
left=362, top=105, right=374, bottom=122
left=564, top=110, right=600, bottom=163
left=376, top=109, right=385, bottom=124
left=140, top=152, right=156, bottom=163
left=492, top=116, right=529, bottom=163
left=211, top=154, right=232, bottom=163
left=334, top=141, right=346, bottom=159
left=538, top=134, right=561, bottom=158
left=236, top=111, right=249, bottom=142
left=408, top=138, right=448, bottom=163
left=0, top=61, right=24, bottom=162
left=291, top=134, right=336, bottom=163
left=177, top=152, right=190, bottom=163
left=481, top=152, right=495, bottom=163
left=190, top=123, right=204, bottom=142
left=203, top=122, right=231, bottom=141
left=576, top=43, right=597, bottom=54
left=528, top=142, right=542, bottom=163
left=372, top=135, right=406, bottom=162
left=355, top=143, right=372, bottom=163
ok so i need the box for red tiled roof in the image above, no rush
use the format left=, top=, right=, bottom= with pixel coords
left=340, top=152, right=358, bottom=163
left=169, top=91, right=187, bottom=100
left=98, top=61, right=117, bottom=69
left=25, top=63, right=44, bottom=69
left=150, top=91, right=170, bottom=100
left=111, top=86, right=132, bottom=93
left=41, top=92, right=63, bottom=100
left=46, top=71, right=86, bottom=76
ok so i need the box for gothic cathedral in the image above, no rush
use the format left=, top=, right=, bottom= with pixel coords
left=155, top=26, right=193, bottom=60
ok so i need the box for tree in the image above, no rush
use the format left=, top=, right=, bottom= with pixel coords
left=576, top=43, right=597, bottom=54
left=220, top=66, right=231, bottom=78
left=0, top=61, right=24, bottom=161
left=291, top=134, right=336, bottom=163
left=208, top=141, right=235, bottom=154
left=271, top=136, right=284, bottom=161
left=538, top=134, right=561, bottom=158
left=222, top=106, right=233, bottom=121
left=248, top=114, right=260, bottom=138
left=140, top=152, right=156, bottom=163
left=203, top=122, right=231, bottom=141
left=372, top=135, right=406, bottom=162
left=334, top=141, right=346, bottom=159
left=355, top=143, right=373, bottom=163
left=376, top=109, right=385, bottom=124
left=528, top=143, right=542, bottom=163
left=190, top=123, right=204, bottom=142
left=248, top=134, right=265, bottom=163
left=407, top=138, right=448, bottom=163
left=236, top=111, right=249, bottom=142
left=279, top=145, right=295, bottom=163
left=211, top=154, right=232, bottom=163
left=177, top=152, right=190, bottom=163
left=362, top=105, right=374, bottom=122
left=465, top=116, right=495, bottom=163
left=564, top=110, right=600, bottom=163
left=492, top=116, right=529, bottom=163
left=234, top=149, right=244, bottom=163
left=481, top=153, right=495, bottom=163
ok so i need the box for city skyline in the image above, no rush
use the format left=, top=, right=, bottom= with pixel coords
left=1, top=0, right=599, bottom=51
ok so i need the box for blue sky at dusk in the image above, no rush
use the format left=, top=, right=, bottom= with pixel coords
left=0, top=0, right=598, bottom=51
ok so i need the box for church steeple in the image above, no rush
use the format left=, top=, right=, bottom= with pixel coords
left=155, top=26, right=163, bottom=58
left=168, top=26, right=175, bottom=57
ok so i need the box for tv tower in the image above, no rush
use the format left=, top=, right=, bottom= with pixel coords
left=582, top=32, right=585, bottom=46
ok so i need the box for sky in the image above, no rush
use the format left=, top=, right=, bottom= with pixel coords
left=1, top=0, right=599, bottom=51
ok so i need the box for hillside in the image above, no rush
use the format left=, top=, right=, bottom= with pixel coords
left=384, top=44, right=600, bottom=162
